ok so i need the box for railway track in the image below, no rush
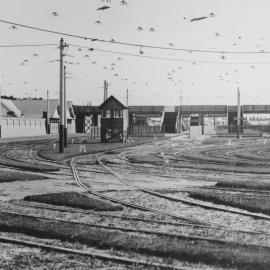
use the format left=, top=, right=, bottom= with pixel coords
left=71, top=159, right=270, bottom=236
left=1, top=206, right=269, bottom=270
left=0, top=236, right=183, bottom=270
left=70, top=159, right=220, bottom=227
left=2, top=208, right=267, bottom=248
left=1, top=136, right=270, bottom=269
left=96, top=156, right=270, bottom=221
left=10, top=200, right=270, bottom=238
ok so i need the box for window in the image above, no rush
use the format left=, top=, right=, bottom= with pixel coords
left=102, top=110, right=111, bottom=118
left=114, top=110, right=122, bottom=118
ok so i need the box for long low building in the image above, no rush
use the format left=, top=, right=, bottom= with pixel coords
left=0, top=98, right=76, bottom=138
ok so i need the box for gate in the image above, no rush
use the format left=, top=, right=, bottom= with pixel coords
left=84, top=116, right=93, bottom=133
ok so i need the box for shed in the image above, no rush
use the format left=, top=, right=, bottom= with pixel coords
left=99, top=95, right=128, bottom=142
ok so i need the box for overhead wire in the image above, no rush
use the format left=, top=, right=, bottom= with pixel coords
left=0, top=43, right=57, bottom=48
left=0, top=18, right=269, bottom=54
left=69, top=43, right=270, bottom=65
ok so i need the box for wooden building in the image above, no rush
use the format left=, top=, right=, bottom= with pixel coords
left=73, top=105, right=101, bottom=134
left=99, top=95, right=128, bottom=143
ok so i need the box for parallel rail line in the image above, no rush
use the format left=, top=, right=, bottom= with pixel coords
left=2, top=208, right=268, bottom=247
left=0, top=236, right=183, bottom=270
left=96, top=156, right=270, bottom=221
left=11, top=200, right=270, bottom=236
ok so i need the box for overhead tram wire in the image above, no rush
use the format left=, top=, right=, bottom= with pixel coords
left=0, top=18, right=270, bottom=55
left=0, top=43, right=58, bottom=48
left=69, top=44, right=270, bottom=65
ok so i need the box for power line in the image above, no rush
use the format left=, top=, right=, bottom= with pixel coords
left=69, top=44, right=270, bottom=65
left=0, top=18, right=269, bottom=54
left=0, top=43, right=57, bottom=48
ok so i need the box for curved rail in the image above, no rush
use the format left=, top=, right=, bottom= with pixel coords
left=96, top=156, right=270, bottom=221
left=70, top=160, right=224, bottom=227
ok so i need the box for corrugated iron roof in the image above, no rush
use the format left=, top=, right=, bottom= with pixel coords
left=14, top=99, right=59, bottom=118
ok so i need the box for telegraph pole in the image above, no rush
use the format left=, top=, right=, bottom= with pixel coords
left=177, top=93, right=183, bottom=133
left=59, top=38, right=67, bottom=153
left=0, top=86, right=1, bottom=138
left=64, top=65, right=67, bottom=147
left=179, top=95, right=183, bottom=133
left=103, top=80, right=106, bottom=102
left=46, top=90, right=50, bottom=134
left=237, top=86, right=241, bottom=139
left=126, top=89, right=129, bottom=106
left=103, top=80, right=108, bottom=101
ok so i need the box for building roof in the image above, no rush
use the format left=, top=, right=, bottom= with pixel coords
left=1, top=99, right=22, bottom=117
left=73, top=105, right=100, bottom=117
left=99, top=95, right=127, bottom=110
left=14, top=99, right=59, bottom=118
left=129, top=106, right=164, bottom=116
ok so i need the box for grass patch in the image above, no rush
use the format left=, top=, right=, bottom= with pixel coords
left=0, top=159, right=59, bottom=172
left=0, top=170, right=47, bottom=183
left=24, top=192, right=123, bottom=211
left=127, top=155, right=162, bottom=164
left=216, top=180, right=270, bottom=191
left=0, top=211, right=269, bottom=269
left=189, top=189, right=270, bottom=215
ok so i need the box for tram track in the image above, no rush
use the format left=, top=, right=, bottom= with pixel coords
left=1, top=206, right=269, bottom=269
left=95, top=155, right=270, bottom=221
left=71, top=158, right=270, bottom=235
left=0, top=236, right=183, bottom=270
left=1, top=136, right=270, bottom=269
left=9, top=200, right=270, bottom=238
left=70, top=159, right=219, bottom=226
left=2, top=208, right=268, bottom=248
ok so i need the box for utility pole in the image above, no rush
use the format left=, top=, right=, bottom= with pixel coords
left=46, top=90, right=50, bottom=134
left=0, top=86, right=1, bottom=138
left=104, top=80, right=108, bottom=101
left=177, top=93, right=183, bottom=133
left=179, top=95, right=183, bottom=133
left=59, top=38, right=67, bottom=153
left=126, top=89, right=129, bottom=107
left=237, top=86, right=241, bottom=139
left=64, top=65, right=67, bottom=147
left=103, top=80, right=106, bottom=102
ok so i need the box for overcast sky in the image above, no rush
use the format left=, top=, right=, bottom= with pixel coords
left=1, top=0, right=270, bottom=106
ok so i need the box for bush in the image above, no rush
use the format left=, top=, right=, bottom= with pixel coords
left=0, top=170, right=47, bottom=182
left=24, top=192, right=123, bottom=211
left=216, top=180, right=270, bottom=191
left=189, top=189, right=270, bottom=215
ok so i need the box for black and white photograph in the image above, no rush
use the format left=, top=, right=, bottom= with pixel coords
left=0, top=0, right=270, bottom=269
